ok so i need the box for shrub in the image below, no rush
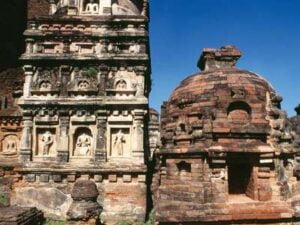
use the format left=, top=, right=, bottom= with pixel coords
left=0, top=192, right=10, bottom=207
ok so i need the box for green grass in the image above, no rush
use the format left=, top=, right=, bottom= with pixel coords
left=117, top=210, right=155, bottom=225
left=0, top=192, right=9, bottom=207
left=43, top=219, right=66, bottom=225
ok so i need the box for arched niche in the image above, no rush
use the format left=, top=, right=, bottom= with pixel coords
left=112, top=0, right=141, bottom=15
left=78, top=80, right=90, bottom=89
left=1, top=134, right=19, bottom=155
left=82, top=0, right=100, bottom=14
left=73, top=127, right=93, bottom=157
left=227, top=101, right=252, bottom=122
left=176, top=161, right=191, bottom=180
left=115, top=79, right=127, bottom=90
left=39, top=80, right=52, bottom=91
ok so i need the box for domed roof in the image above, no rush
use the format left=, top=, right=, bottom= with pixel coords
left=160, top=46, right=295, bottom=154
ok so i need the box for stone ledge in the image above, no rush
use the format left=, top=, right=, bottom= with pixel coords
left=0, top=207, right=43, bottom=225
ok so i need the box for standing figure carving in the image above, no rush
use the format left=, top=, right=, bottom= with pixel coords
left=114, top=129, right=126, bottom=156
left=41, top=131, right=54, bottom=155
left=75, top=133, right=92, bottom=156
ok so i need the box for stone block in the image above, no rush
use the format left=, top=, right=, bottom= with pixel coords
left=52, top=175, right=62, bottom=182
left=123, top=175, right=132, bottom=183
left=258, top=188, right=272, bottom=201
left=94, top=175, right=103, bottom=182
left=39, top=174, right=49, bottom=182
left=108, top=174, right=117, bottom=182
left=138, top=175, right=146, bottom=183
left=67, top=175, right=76, bottom=182
left=80, top=175, right=90, bottom=180
left=24, top=174, right=36, bottom=182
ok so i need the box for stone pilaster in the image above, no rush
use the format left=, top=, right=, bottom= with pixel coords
left=20, top=111, right=33, bottom=163
left=60, top=66, right=70, bottom=97
left=135, top=66, right=146, bottom=97
left=99, top=65, right=109, bottom=96
left=23, top=65, right=33, bottom=98
left=25, top=38, right=34, bottom=54
left=132, top=109, right=145, bottom=160
left=57, top=110, right=70, bottom=162
left=95, top=110, right=107, bottom=162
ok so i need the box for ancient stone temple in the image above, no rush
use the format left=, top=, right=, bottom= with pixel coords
left=0, top=0, right=151, bottom=224
left=153, top=46, right=300, bottom=224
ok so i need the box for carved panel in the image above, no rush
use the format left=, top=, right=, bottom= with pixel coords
left=35, top=128, right=56, bottom=156
left=109, top=128, right=131, bottom=157
left=67, top=67, right=98, bottom=96
left=31, top=67, right=60, bottom=96
left=1, top=134, right=19, bottom=155
left=73, top=127, right=93, bottom=157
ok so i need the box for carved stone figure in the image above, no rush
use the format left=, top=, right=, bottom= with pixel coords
left=85, top=0, right=99, bottom=14
left=2, top=135, right=18, bottom=154
left=78, top=80, right=90, bottom=89
left=113, top=129, right=126, bottom=156
left=116, top=80, right=127, bottom=90
left=75, top=133, right=92, bottom=156
left=39, top=80, right=52, bottom=91
left=41, top=131, right=54, bottom=155
left=6, top=140, right=17, bottom=153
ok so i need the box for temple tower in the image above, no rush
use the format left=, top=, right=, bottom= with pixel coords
left=153, top=46, right=300, bottom=225
left=14, top=0, right=151, bottom=223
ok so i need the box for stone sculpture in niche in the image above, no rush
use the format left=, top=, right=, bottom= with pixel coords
left=113, top=129, right=126, bottom=156
left=116, top=80, right=127, bottom=90
left=31, top=68, right=59, bottom=95
left=85, top=0, right=99, bottom=14
left=39, top=80, right=52, bottom=91
left=2, top=135, right=18, bottom=154
left=41, top=131, right=54, bottom=155
left=74, top=132, right=92, bottom=156
left=78, top=80, right=90, bottom=89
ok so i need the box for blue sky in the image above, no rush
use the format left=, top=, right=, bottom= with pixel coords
left=148, top=0, right=300, bottom=116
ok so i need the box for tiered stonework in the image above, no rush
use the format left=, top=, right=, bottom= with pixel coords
left=291, top=105, right=300, bottom=178
left=0, top=0, right=151, bottom=224
left=148, top=108, right=160, bottom=160
left=0, top=207, right=43, bottom=225
left=153, top=46, right=300, bottom=225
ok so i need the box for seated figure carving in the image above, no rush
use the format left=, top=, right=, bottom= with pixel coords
left=2, top=136, right=18, bottom=155
left=85, top=0, right=99, bottom=14
left=75, top=133, right=92, bottom=156
left=116, top=80, right=127, bottom=90
left=78, top=80, right=90, bottom=89
left=40, top=81, right=52, bottom=91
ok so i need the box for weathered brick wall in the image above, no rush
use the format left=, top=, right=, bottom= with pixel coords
left=27, top=0, right=50, bottom=19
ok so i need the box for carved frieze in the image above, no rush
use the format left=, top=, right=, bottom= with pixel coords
left=0, top=134, right=19, bottom=156
left=35, top=129, right=56, bottom=157
left=67, top=67, right=99, bottom=96
left=31, top=67, right=60, bottom=96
